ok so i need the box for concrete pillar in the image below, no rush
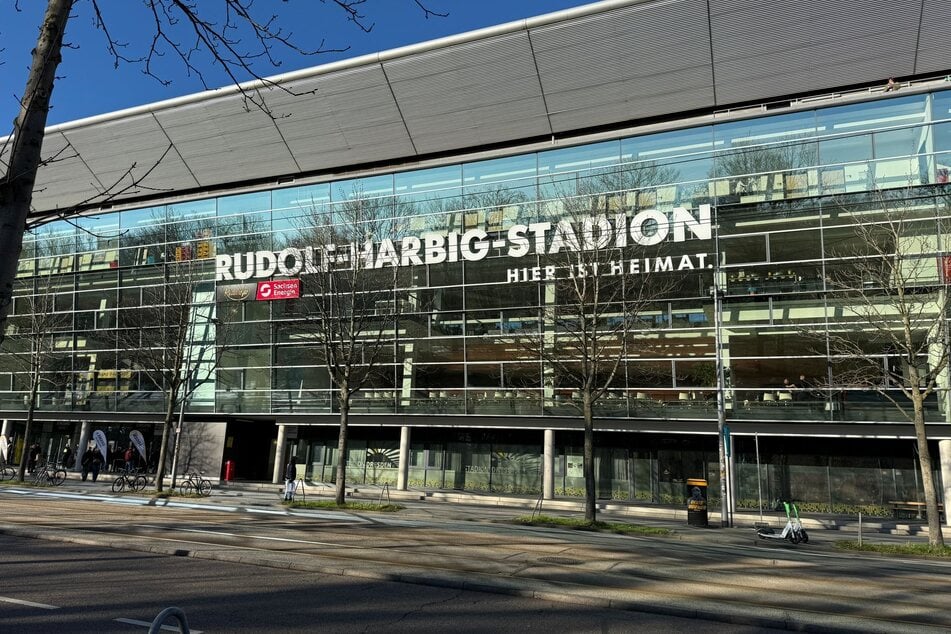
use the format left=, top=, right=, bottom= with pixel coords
left=273, top=424, right=288, bottom=484
left=397, top=426, right=411, bottom=490
left=543, top=429, right=555, bottom=500
left=1, top=419, right=10, bottom=438
left=941, top=439, right=951, bottom=528
left=76, top=422, right=92, bottom=473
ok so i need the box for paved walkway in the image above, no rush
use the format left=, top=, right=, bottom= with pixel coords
left=57, top=471, right=951, bottom=540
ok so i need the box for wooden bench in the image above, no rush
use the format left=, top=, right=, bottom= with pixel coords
left=889, top=501, right=945, bottom=520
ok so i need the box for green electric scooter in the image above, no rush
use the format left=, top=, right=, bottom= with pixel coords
left=756, top=500, right=809, bottom=544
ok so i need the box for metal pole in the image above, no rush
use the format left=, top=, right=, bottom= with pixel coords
left=756, top=432, right=763, bottom=522
left=713, top=283, right=731, bottom=527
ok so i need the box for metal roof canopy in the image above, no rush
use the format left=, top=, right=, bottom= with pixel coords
left=6, top=0, right=950, bottom=217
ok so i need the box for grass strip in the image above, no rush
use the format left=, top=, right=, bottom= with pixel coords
left=836, top=541, right=951, bottom=558
left=513, top=514, right=671, bottom=536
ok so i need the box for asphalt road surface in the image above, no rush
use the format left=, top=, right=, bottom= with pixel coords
left=1, top=536, right=774, bottom=633
left=1, top=485, right=949, bottom=632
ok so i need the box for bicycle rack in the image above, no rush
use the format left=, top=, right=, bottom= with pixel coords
left=149, top=606, right=190, bottom=633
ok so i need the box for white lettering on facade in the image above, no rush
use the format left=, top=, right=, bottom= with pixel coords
left=214, top=204, right=714, bottom=281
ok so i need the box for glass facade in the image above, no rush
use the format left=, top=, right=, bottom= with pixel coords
left=4, top=87, right=951, bottom=511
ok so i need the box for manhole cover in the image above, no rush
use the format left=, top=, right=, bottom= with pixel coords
left=538, top=556, right=583, bottom=566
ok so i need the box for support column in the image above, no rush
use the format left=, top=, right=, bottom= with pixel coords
left=273, top=424, right=288, bottom=484
left=543, top=429, right=555, bottom=500
left=76, top=422, right=92, bottom=473
left=397, top=426, right=411, bottom=491
left=941, top=439, right=951, bottom=528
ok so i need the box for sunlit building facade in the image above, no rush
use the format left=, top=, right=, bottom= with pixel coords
left=3, top=0, right=951, bottom=515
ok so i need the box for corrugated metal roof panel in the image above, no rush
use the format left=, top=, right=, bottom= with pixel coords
left=18, top=0, right=950, bottom=216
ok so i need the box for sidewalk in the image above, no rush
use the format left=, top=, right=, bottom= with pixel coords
left=53, top=471, right=951, bottom=540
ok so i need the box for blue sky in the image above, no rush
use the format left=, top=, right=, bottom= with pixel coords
left=0, top=0, right=593, bottom=127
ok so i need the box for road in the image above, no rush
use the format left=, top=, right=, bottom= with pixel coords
left=2, top=535, right=763, bottom=633
left=1, top=484, right=949, bottom=632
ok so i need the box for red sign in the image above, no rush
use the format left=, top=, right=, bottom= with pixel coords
left=256, top=279, right=300, bottom=301
left=942, top=256, right=951, bottom=284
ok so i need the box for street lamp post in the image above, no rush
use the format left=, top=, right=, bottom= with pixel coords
left=712, top=280, right=733, bottom=527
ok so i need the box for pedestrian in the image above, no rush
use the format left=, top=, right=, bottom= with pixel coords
left=283, top=456, right=297, bottom=501
left=27, top=443, right=41, bottom=474
left=61, top=443, right=73, bottom=469
left=81, top=446, right=102, bottom=482
left=123, top=445, right=135, bottom=472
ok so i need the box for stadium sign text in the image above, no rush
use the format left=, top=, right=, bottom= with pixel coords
left=215, top=204, right=712, bottom=282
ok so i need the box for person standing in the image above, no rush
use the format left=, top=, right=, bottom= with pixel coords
left=81, top=446, right=102, bottom=482
left=123, top=445, right=135, bottom=472
left=283, top=456, right=297, bottom=501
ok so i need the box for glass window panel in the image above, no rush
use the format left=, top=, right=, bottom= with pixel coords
left=621, top=126, right=715, bottom=186
left=333, top=174, right=394, bottom=202
left=768, top=229, right=822, bottom=263
left=819, top=134, right=873, bottom=166
left=463, top=154, right=537, bottom=204
left=873, top=125, right=926, bottom=159
left=537, top=140, right=621, bottom=198
left=714, top=110, right=817, bottom=149
left=217, top=191, right=271, bottom=216
left=816, top=94, right=927, bottom=137
left=721, top=234, right=767, bottom=265
left=394, top=164, right=462, bottom=209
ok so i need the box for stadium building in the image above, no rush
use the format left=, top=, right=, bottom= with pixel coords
left=3, top=0, right=951, bottom=518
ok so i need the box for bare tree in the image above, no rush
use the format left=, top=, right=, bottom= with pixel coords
left=822, top=189, right=948, bottom=546
left=278, top=192, right=404, bottom=504
left=517, top=167, right=696, bottom=521
left=0, top=240, right=73, bottom=481
left=0, top=0, right=444, bottom=346
left=115, top=231, right=223, bottom=492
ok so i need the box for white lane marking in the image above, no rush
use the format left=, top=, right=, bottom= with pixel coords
left=0, top=595, right=59, bottom=609
left=116, top=618, right=203, bottom=632
left=135, top=524, right=345, bottom=548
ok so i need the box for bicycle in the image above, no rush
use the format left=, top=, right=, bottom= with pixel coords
left=111, top=467, right=149, bottom=493
left=29, top=461, right=67, bottom=487
left=178, top=471, right=212, bottom=497
left=0, top=463, right=16, bottom=481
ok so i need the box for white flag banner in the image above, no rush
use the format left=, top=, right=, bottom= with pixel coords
left=0, top=435, right=7, bottom=463
left=93, top=430, right=108, bottom=464
left=129, top=430, right=146, bottom=461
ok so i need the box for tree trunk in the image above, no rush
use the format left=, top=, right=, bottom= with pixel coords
left=0, top=0, right=73, bottom=341
left=335, top=385, right=350, bottom=505
left=16, top=370, right=41, bottom=482
left=913, top=397, right=944, bottom=547
left=154, top=390, right=178, bottom=492
left=583, top=394, right=597, bottom=522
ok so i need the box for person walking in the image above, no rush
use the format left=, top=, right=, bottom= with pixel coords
left=27, top=443, right=41, bottom=474
left=283, top=456, right=297, bottom=501
left=81, top=446, right=102, bottom=482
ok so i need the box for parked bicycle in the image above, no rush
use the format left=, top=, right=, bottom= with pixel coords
left=30, top=461, right=67, bottom=487
left=0, top=462, right=16, bottom=481
left=111, top=467, right=149, bottom=493
left=178, top=471, right=212, bottom=497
